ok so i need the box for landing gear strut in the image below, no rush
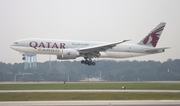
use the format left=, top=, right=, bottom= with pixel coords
left=81, top=58, right=96, bottom=66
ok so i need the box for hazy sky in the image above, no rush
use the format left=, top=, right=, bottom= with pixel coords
left=0, top=0, right=180, bottom=63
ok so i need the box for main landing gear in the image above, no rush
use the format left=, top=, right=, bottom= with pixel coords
left=81, top=58, right=96, bottom=66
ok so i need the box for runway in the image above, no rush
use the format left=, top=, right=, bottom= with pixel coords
left=0, top=100, right=180, bottom=106
left=1, top=81, right=180, bottom=84
left=0, top=82, right=179, bottom=106
left=0, top=90, right=180, bottom=93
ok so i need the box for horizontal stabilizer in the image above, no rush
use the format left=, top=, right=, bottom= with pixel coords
left=144, top=47, right=170, bottom=53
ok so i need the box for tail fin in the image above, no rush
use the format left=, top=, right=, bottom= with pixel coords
left=138, top=22, right=166, bottom=47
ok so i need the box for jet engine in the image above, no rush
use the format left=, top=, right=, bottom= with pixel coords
left=57, top=49, right=80, bottom=59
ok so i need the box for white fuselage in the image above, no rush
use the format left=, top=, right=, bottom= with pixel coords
left=10, top=38, right=162, bottom=59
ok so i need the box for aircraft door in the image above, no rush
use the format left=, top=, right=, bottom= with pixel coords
left=126, top=47, right=131, bottom=52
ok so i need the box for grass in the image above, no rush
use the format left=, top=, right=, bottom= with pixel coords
left=0, top=82, right=180, bottom=101
left=0, top=92, right=180, bottom=101
left=0, top=82, right=180, bottom=90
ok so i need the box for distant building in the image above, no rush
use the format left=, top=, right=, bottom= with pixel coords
left=23, top=53, right=37, bottom=70
left=80, top=77, right=105, bottom=82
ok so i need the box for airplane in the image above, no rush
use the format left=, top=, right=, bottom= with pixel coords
left=10, top=22, right=169, bottom=66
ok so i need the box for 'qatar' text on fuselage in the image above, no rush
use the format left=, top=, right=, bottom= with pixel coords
left=29, top=41, right=65, bottom=49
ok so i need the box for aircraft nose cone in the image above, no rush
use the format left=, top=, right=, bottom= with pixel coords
left=10, top=45, right=16, bottom=50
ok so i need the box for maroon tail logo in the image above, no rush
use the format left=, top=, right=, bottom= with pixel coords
left=143, top=25, right=165, bottom=47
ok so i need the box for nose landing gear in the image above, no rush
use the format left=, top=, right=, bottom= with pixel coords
left=22, top=57, right=26, bottom=60
left=22, top=54, right=26, bottom=60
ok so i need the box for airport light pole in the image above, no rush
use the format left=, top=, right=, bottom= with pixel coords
left=14, top=74, right=18, bottom=82
left=121, top=75, right=126, bottom=81
left=0, top=72, right=2, bottom=81
left=14, top=72, right=21, bottom=82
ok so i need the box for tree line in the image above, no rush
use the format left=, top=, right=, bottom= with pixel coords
left=0, top=59, right=180, bottom=81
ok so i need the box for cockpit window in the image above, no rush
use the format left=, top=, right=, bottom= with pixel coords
left=13, top=42, right=18, bottom=44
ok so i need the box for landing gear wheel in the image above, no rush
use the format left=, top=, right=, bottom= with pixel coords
left=85, top=60, right=88, bottom=65
left=88, top=61, right=92, bottom=66
left=22, top=57, right=26, bottom=60
left=92, top=62, right=96, bottom=66
left=81, top=60, right=85, bottom=64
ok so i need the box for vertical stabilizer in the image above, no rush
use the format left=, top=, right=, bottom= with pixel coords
left=138, top=22, right=166, bottom=47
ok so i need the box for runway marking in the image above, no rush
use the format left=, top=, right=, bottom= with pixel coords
left=0, top=90, right=180, bottom=93
left=0, top=100, right=180, bottom=106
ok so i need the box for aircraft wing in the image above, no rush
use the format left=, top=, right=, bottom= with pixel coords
left=144, top=47, right=170, bottom=53
left=78, top=40, right=130, bottom=58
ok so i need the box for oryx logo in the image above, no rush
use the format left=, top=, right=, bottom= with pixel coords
left=143, top=25, right=165, bottom=47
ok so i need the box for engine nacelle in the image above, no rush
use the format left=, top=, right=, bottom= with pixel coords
left=57, top=49, right=80, bottom=59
